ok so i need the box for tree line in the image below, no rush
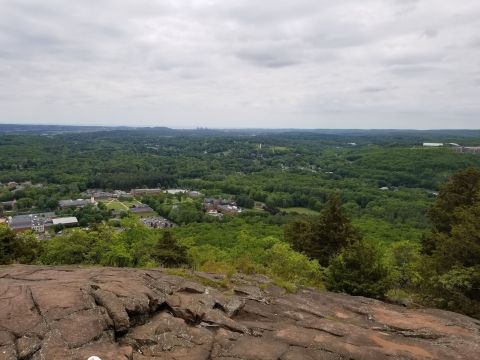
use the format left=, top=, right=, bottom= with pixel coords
left=1, top=167, right=479, bottom=318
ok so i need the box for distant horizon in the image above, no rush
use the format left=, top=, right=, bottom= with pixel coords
left=1, top=122, right=480, bottom=131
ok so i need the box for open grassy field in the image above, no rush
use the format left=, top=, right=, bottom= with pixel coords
left=280, top=207, right=320, bottom=215
left=101, top=199, right=142, bottom=211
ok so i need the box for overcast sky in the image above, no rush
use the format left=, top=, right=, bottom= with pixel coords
left=0, top=0, right=479, bottom=129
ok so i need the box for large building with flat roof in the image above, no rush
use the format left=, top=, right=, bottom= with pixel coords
left=52, top=217, right=78, bottom=226
left=7, top=213, right=79, bottom=232
left=423, top=143, right=444, bottom=147
left=456, top=146, right=480, bottom=154
left=7, top=213, right=55, bottom=232
left=131, top=188, right=163, bottom=197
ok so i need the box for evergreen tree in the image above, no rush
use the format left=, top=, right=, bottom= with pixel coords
left=284, top=219, right=312, bottom=253
left=326, top=239, right=391, bottom=298
left=152, top=231, right=189, bottom=267
left=285, top=194, right=360, bottom=266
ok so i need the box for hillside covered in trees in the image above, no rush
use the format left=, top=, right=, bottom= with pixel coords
left=1, top=127, right=480, bottom=318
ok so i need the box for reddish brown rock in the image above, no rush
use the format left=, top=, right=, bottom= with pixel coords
left=15, top=335, right=41, bottom=359
left=0, top=332, right=15, bottom=347
left=50, top=308, right=111, bottom=347
left=0, top=285, right=43, bottom=337
left=0, top=345, right=17, bottom=360
left=1, top=265, right=479, bottom=360
left=73, top=342, right=133, bottom=360
left=221, top=336, right=289, bottom=360
left=92, top=288, right=130, bottom=332
left=30, top=284, right=95, bottom=321
left=30, top=329, right=72, bottom=360
left=176, top=280, right=206, bottom=294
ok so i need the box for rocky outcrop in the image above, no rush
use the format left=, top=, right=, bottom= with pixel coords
left=0, top=265, right=479, bottom=360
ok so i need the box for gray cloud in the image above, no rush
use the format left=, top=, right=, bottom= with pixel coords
left=361, top=86, right=389, bottom=93
left=0, top=0, right=479, bottom=128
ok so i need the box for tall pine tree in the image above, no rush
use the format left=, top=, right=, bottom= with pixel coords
left=285, top=194, right=360, bottom=266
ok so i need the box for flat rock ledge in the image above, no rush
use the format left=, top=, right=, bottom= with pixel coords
left=1, top=265, right=479, bottom=360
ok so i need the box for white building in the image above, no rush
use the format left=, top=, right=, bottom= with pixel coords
left=166, top=189, right=187, bottom=194
left=52, top=217, right=79, bottom=226
left=423, top=143, right=444, bottom=147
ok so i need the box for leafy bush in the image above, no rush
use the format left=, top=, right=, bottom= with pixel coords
left=387, top=240, right=421, bottom=289
left=0, top=225, right=43, bottom=265
left=266, top=242, right=323, bottom=288
left=419, top=264, right=480, bottom=318
left=41, top=230, right=93, bottom=265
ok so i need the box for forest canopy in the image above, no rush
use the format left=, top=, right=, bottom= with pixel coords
left=1, top=128, right=480, bottom=318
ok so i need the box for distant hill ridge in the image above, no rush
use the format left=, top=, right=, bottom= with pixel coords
left=2, top=123, right=480, bottom=138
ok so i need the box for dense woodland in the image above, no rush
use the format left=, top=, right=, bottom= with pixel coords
left=1, top=127, right=480, bottom=318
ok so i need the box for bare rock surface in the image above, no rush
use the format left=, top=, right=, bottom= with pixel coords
left=1, top=265, right=479, bottom=360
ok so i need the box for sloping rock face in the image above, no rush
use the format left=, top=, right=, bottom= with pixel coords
left=1, top=266, right=479, bottom=360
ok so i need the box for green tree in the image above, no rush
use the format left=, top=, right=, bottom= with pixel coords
left=16, top=197, right=33, bottom=210
left=168, top=203, right=203, bottom=225
left=116, top=217, right=157, bottom=266
left=285, top=194, right=360, bottom=266
left=284, top=219, right=312, bottom=252
left=388, top=240, right=421, bottom=290
left=152, top=231, right=189, bottom=267
left=14, top=231, right=43, bottom=264
left=419, top=168, right=480, bottom=318
left=100, top=240, right=133, bottom=267
left=428, top=167, right=480, bottom=236
left=326, top=240, right=391, bottom=298
left=235, top=195, right=254, bottom=209
left=0, top=224, right=17, bottom=264
left=40, top=231, right=92, bottom=265
left=0, top=225, right=42, bottom=264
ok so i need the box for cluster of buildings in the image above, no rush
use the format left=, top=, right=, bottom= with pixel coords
left=81, top=189, right=132, bottom=200
left=203, top=198, right=242, bottom=217
left=59, top=198, right=96, bottom=209
left=422, top=143, right=480, bottom=154
left=2, top=186, right=204, bottom=212
left=5, top=213, right=78, bottom=233
left=130, top=188, right=164, bottom=197
left=130, top=188, right=203, bottom=197
left=1, top=184, right=230, bottom=233
left=455, top=146, right=480, bottom=154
